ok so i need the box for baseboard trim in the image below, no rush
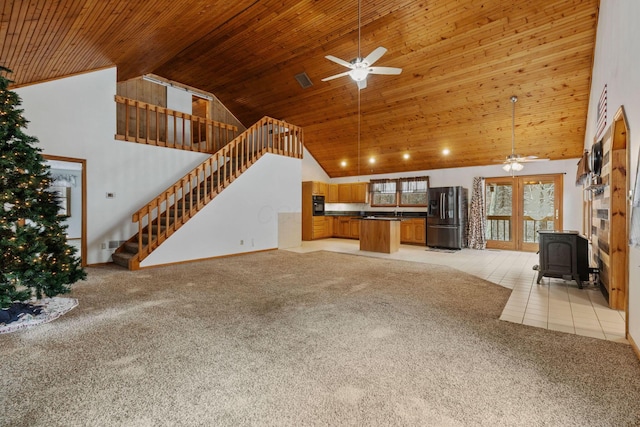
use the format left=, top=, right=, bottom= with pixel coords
left=628, top=333, right=640, bottom=362
left=87, top=262, right=114, bottom=267
left=137, top=248, right=278, bottom=270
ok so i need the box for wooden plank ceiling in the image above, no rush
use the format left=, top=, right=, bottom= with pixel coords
left=1, top=0, right=599, bottom=177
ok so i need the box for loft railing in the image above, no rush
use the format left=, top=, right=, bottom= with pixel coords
left=115, top=95, right=238, bottom=153
left=126, top=116, right=303, bottom=269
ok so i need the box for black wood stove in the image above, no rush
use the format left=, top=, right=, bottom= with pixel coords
left=534, top=230, right=593, bottom=289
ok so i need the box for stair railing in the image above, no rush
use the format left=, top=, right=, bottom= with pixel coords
left=129, top=116, right=303, bottom=268
left=115, top=95, right=239, bottom=153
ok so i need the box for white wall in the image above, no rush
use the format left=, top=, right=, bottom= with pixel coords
left=141, top=154, right=301, bottom=267
left=301, top=146, right=330, bottom=182
left=584, top=1, right=640, bottom=347
left=16, top=68, right=211, bottom=264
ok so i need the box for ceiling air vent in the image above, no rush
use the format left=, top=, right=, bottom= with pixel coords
left=294, top=72, right=313, bottom=89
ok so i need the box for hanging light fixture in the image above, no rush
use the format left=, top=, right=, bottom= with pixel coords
left=503, top=161, right=524, bottom=172
left=502, top=95, right=524, bottom=172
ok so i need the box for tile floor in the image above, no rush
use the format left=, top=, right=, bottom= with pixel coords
left=286, top=238, right=627, bottom=343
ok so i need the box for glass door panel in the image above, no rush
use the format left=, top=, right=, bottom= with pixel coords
left=485, top=179, right=515, bottom=250
left=520, top=176, right=562, bottom=252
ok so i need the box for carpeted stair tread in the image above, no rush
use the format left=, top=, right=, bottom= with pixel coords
left=123, top=242, right=139, bottom=254
left=111, top=252, right=133, bottom=268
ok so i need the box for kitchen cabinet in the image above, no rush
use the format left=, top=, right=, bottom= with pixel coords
left=400, top=218, right=426, bottom=245
left=303, top=181, right=332, bottom=240
left=332, top=217, right=360, bottom=239
left=312, top=181, right=326, bottom=196
left=313, top=216, right=333, bottom=239
left=350, top=183, right=368, bottom=203
left=349, top=219, right=360, bottom=238
left=334, top=217, right=350, bottom=238
left=336, top=183, right=368, bottom=203
left=327, top=184, right=339, bottom=203
left=338, top=184, right=352, bottom=202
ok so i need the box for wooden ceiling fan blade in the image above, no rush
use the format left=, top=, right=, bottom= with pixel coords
left=364, top=47, right=387, bottom=65
left=325, top=55, right=353, bottom=68
left=369, top=66, right=402, bottom=75
left=321, top=71, right=351, bottom=82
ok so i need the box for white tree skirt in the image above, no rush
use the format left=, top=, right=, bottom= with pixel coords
left=0, top=297, right=78, bottom=334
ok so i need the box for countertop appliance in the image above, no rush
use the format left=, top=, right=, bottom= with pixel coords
left=312, top=195, right=325, bottom=216
left=427, top=186, right=468, bottom=249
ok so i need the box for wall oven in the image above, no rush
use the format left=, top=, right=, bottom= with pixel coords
left=312, top=195, right=325, bottom=216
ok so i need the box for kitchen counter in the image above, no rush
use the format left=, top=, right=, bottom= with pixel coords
left=359, top=217, right=401, bottom=253
left=325, top=210, right=426, bottom=219
left=359, top=216, right=403, bottom=221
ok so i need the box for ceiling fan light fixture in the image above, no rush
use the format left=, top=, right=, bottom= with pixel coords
left=503, top=161, right=524, bottom=172
left=349, top=67, right=369, bottom=82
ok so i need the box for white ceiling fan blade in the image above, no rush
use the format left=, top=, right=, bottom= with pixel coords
left=364, top=46, right=387, bottom=66
left=522, top=158, right=550, bottom=162
left=321, top=71, right=351, bottom=82
left=357, top=79, right=367, bottom=90
left=369, top=66, right=403, bottom=75
left=325, top=55, right=353, bottom=68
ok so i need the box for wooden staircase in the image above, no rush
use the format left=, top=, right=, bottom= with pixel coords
left=112, top=116, right=303, bottom=270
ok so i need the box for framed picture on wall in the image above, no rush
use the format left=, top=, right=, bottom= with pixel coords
left=50, top=186, right=71, bottom=217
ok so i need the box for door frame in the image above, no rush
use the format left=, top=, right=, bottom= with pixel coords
left=43, top=154, right=87, bottom=267
left=486, top=173, right=563, bottom=252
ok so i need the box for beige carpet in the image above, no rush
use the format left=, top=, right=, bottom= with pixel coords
left=2, top=250, right=640, bottom=426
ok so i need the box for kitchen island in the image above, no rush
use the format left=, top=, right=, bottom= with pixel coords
left=359, top=217, right=402, bottom=253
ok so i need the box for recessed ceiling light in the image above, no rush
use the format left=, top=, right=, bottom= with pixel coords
left=340, top=160, right=347, bottom=167
left=442, top=148, right=450, bottom=155
left=403, top=153, right=410, bottom=160
left=369, top=157, right=376, bottom=164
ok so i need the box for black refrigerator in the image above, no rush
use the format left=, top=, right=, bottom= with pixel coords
left=427, top=186, right=468, bottom=249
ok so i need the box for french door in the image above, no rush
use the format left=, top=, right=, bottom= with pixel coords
left=485, top=174, right=563, bottom=252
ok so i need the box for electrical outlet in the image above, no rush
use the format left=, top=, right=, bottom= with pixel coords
left=106, top=192, right=115, bottom=199
left=101, top=243, right=107, bottom=249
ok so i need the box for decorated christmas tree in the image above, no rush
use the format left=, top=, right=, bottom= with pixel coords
left=0, top=66, right=85, bottom=310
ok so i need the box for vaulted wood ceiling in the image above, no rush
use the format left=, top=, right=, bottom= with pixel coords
left=1, top=0, right=599, bottom=177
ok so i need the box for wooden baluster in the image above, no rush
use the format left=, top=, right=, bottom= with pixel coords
left=135, top=213, right=142, bottom=260
left=182, top=114, right=187, bottom=150
left=155, top=107, right=159, bottom=145
left=124, top=99, right=130, bottom=140
left=145, top=103, right=150, bottom=144
left=135, top=101, right=140, bottom=142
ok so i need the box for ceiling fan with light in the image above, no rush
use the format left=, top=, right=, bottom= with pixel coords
left=321, top=0, right=402, bottom=89
left=501, top=95, right=548, bottom=172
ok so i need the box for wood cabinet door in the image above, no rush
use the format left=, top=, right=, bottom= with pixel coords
left=312, top=181, right=326, bottom=196
left=400, top=221, right=412, bottom=242
left=349, top=219, right=360, bottom=238
left=413, top=219, right=426, bottom=244
left=327, top=184, right=339, bottom=202
left=351, top=183, right=368, bottom=203
left=325, top=217, right=333, bottom=238
left=338, top=184, right=352, bottom=202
